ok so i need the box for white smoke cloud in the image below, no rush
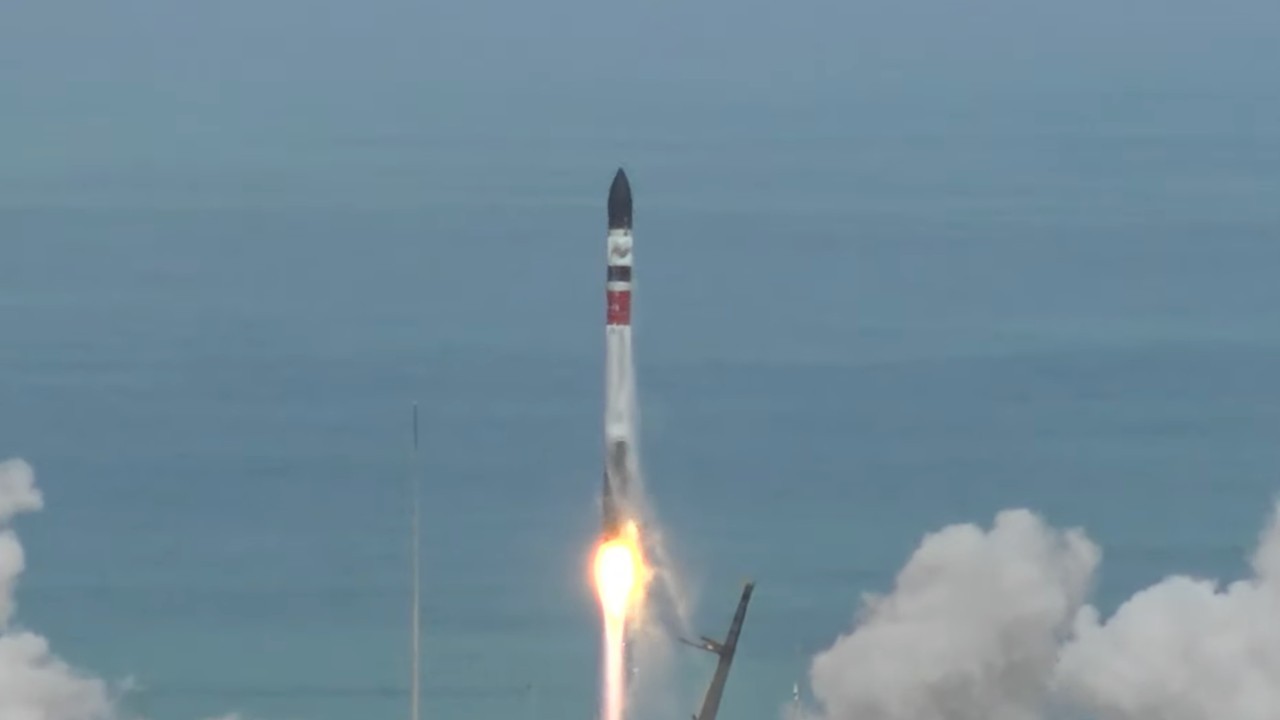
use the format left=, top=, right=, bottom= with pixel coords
left=801, top=500, right=1280, bottom=720
left=0, top=458, right=116, bottom=720
left=0, top=631, right=117, bottom=720
left=1054, top=500, right=1280, bottom=720
left=0, top=458, right=43, bottom=627
left=0, top=457, right=243, bottom=720
left=807, top=509, right=1099, bottom=720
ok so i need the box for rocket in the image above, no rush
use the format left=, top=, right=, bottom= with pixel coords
left=602, top=168, right=635, bottom=539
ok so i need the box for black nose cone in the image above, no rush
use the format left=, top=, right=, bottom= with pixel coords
left=607, top=168, right=632, bottom=230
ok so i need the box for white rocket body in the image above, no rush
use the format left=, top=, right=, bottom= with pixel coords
left=602, top=170, right=636, bottom=538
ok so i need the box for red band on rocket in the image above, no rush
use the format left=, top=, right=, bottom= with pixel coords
left=607, top=290, right=631, bottom=326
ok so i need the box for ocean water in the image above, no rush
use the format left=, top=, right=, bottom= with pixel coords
left=4, top=3, right=1280, bottom=720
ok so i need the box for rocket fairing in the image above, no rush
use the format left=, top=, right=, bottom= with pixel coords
left=608, top=167, right=633, bottom=231
left=602, top=168, right=635, bottom=539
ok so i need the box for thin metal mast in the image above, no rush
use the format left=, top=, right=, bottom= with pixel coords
left=410, top=402, right=422, bottom=720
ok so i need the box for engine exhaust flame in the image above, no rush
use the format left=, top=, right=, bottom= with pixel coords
left=593, top=520, right=651, bottom=720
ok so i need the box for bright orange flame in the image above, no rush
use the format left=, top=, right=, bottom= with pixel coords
left=593, top=520, right=651, bottom=618
left=595, top=542, right=636, bottom=620
left=592, top=520, right=651, bottom=720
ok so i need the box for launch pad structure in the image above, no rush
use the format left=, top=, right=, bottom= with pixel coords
left=682, top=581, right=756, bottom=720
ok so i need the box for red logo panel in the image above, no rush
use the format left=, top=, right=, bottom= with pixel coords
left=607, top=290, right=631, bottom=325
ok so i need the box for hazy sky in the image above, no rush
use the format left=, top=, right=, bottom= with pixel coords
left=5, top=0, right=1278, bottom=113
left=3, top=0, right=1277, bottom=215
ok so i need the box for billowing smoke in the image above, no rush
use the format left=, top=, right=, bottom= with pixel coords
left=807, top=509, right=1099, bottom=720
left=1053, top=502, right=1280, bottom=720
left=800, top=500, right=1280, bottom=720
left=0, top=457, right=241, bottom=720
left=0, top=458, right=45, bottom=625
left=0, top=458, right=116, bottom=720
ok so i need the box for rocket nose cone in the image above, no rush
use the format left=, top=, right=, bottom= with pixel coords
left=608, top=168, right=632, bottom=230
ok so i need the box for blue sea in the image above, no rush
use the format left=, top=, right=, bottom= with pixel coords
left=3, top=2, right=1280, bottom=719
